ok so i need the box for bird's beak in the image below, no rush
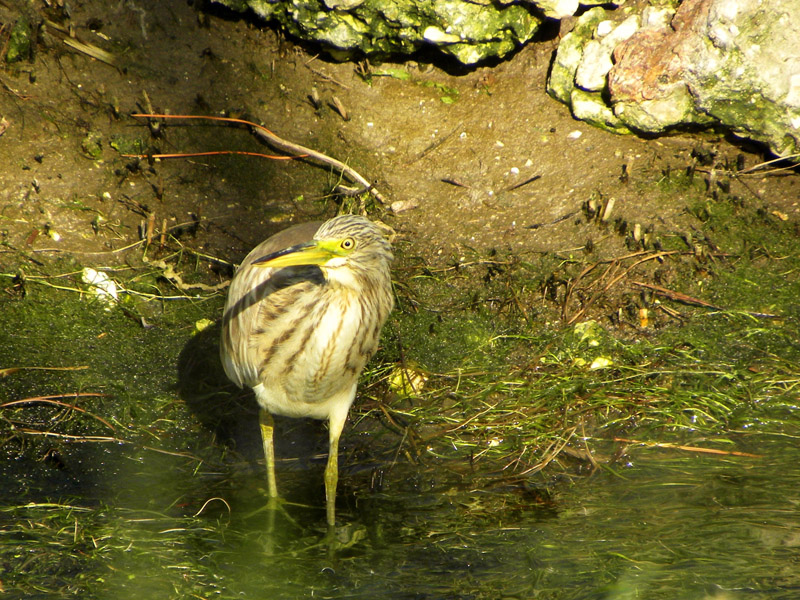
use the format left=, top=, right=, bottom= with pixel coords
left=251, top=239, right=346, bottom=268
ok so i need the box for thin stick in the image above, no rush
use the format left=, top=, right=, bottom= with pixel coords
left=566, top=251, right=676, bottom=325
left=16, top=428, right=202, bottom=460
left=130, top=150, right=300, bottom=161
left=0, top=365, right=89, bottom=377
left=614, top=437, right=761, bottom=458
left=737, top=153, right=800, bottom=175
left=62, top=37, right=117, bottom=67
left=631, top=281, right=721, bottom=309
left=632, top=281, right=779, bottom=318
left=1, top=394, right=115, bottom=431
left=130, top=113, right=387, bottom=204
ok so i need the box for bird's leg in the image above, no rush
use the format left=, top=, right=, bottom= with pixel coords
left=325, top=405, right=350, bottom=528
left=259, top=407, right=278, bottom=498
left=324, top=429, right=340, bottom=528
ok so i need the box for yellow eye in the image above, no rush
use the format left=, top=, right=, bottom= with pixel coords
left=341, top=237, right=355, bottom=250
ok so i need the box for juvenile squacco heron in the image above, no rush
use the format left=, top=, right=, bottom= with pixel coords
left=220, top=215, right=394, bottom=526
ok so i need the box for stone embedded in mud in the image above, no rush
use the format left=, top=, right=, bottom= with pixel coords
left=549, top=0, right=800, bottom=156
left=211, top=0, right=542, bottom=64
left=80, top=131, right=104, bottom=160
left=571, top=88, right=629, bottom=133
left=534, top=0, right=579, bottom=20
left=323, top=0, right=366, bottom=9
left=547, top=7, right=630, bottom=132
left=574, top=15, right=639, bottom=93
left=608, top=1, right=730, bottom=134
left=6, top=16, right=31, bottom=63
left=547, top=7, right=607, bottom=105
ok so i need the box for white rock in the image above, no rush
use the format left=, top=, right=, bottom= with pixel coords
left=575, top=15, right=640, bottom=91
left=82, top=268, right=119, bottom=309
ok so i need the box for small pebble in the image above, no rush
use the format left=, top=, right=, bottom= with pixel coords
left=390, top=199, right=419, bottom=214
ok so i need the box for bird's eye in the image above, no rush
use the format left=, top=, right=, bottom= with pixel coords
left=341, top=237, right=355, bottom=250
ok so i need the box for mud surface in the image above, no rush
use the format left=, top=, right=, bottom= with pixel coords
left=2, top=1, right=797, bottom=279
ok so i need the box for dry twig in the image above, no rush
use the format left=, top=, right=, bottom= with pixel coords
left=614, top=437, right=761, bottom=458
left=128, top=114, right=387, bottom=204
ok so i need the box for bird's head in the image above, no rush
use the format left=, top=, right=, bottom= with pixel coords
left=251, top=215, right=393, bottom=285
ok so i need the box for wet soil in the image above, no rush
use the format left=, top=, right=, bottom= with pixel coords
left=2, top=0, right=797, bottom=282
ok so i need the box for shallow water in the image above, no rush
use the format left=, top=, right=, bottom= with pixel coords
left=254, top=434, right=798, bottom=600
left=4, top=427, right=797, bottom=599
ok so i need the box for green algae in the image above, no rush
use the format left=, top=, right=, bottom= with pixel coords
left=5, top=16, right=31, bottom=64
left=2, top=182, right=800, bottom=597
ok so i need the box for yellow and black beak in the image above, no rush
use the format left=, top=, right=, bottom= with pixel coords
left=252, top=239, right=348, bottom=268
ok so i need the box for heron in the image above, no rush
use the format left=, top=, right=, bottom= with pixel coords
left=220, top=214, right=394, bottom=527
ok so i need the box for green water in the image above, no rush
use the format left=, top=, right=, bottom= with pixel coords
left=2, top=423, right=798, bottom=599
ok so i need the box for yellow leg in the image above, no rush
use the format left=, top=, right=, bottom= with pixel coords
left=324, top=390, right=355, bottom=529
left=324, top=431, right=339, bottom=528
left=259, top=408, right=278, bottom=498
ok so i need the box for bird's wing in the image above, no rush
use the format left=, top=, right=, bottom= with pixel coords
left=220, top=221, right=323, bottom=388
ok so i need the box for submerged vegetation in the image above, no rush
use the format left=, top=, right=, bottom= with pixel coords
left=1, top=168, right=799, bottom=597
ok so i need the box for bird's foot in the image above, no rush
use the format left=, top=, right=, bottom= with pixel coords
left=243, top=493, right=304, bottom=531
left=324, top=521, right=368, bottom=553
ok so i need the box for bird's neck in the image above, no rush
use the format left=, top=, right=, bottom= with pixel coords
left=323, top=263, right=388, bottom=291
